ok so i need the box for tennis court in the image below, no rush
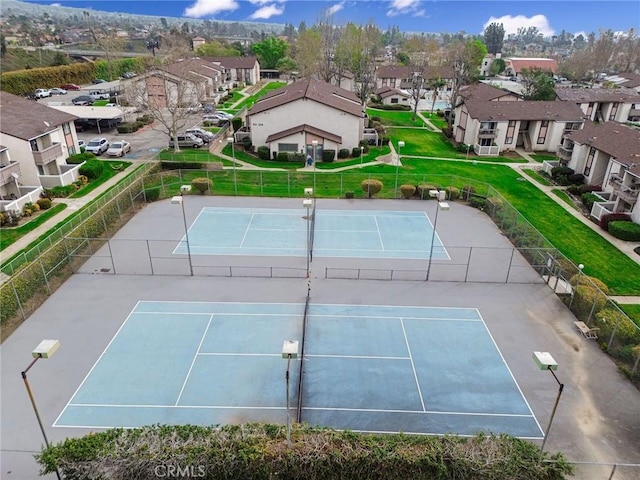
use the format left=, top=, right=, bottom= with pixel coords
left=54, top=300, right=541, bottom=438
left=173, top=206, right=447, bottom=260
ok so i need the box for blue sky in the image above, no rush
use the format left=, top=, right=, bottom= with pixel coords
left=32, top=1, right=638, bottom=37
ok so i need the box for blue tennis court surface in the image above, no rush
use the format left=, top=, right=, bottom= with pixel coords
left=55, top=302, right=541, bottom=438
left=174, top=207, right=448, bottom=259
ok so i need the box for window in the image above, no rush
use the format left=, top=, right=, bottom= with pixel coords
left=505, top=120, right=516, bottom=144
left=537, top=120, right=549, bottom=144
left=390, top=98, right=398, bottom=104
left=584, top=147, right=595, bottom=176
left=278, top=143, right=297, bottom=152
left=564, top=122, right=581, bottom=132
left=479, top=138, right=493, bottom=147
left=30, top=139, right=38, bottom=152
left=586, top=102, right=594, bottom=116
left=63, top=123, right=70, bottom=134
left=609, top=102, right=619, bottom=121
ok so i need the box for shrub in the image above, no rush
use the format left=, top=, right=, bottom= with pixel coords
left=352, top=147, right=363, bottom=158
left=551, top=166, right=574, bottom=179
left=468, top=196, right=486, bottom=210
left=400, top=184, right=416, bottom=199
left=608, top=221, right=640, bottom=241
left=67, top=152, right=96, bottom=164
left=566, top=184, right=581, bottom=195
left=345, top=191, right=354, bottom=199
left=594, top=308, right=640, bottom=345
left=291, top=152, right=305, bottom=163
left=232, top=117, right=242, bottom=132
left=191, top=177, right=212, bottom=194
left=116, top=122, right=139, bottom=134
left=160, top=161, right=204, bottom=170
left=79, top=159, right=104, bottom=180
left=600, top=213, right=631, bottom=231
left=338, top=148, right=350, bottom=159
left=444, top=186, right=460, bottom=200
left=370, top=116, right=381, bottom=122
left=461, top=184, right=477, bottom=200
left=0, top=210, right=21, bottom=226
left=77, top=175, right=89, bottom=185
left=571, top=284, right=607, bottom=320
left=416, top=184, right=439, bottom=199
left=567, top=173, right=584, bottom=184
left=322, top=150, right=335, bottom=163
left=581, top=192, right=602, bottom=210
left=36, top=198, right=52, bottom=210
left=442, top=126, right=453, bottom=137
left=257, top=146, right=270, bottom=160
left=358, top=140, right=370, bottom=152
left=144, top=187, right=160, bottom=202
left=569, top=274, right=609, bottom=295
left=23, top=202, right=39, bottom=216
left=361, top=179, right=383, bottom=198
left=277, top=152, right=290, bottom=162
left=49, top=184, right=77, bottom=198
left=242, top=136, right=252, bottom=152
left=578, top=184, right=601, bottom=194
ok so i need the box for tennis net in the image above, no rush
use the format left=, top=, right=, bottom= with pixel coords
left=296, top=285, right=311, bottom=422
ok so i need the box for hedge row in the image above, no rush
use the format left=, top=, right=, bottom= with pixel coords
left=38, top=423, right=572, bottom=480
left=0, top=63, right=95, bottom=95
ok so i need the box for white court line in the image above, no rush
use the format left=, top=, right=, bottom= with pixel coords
left=476, top=309, right=544, bottom=435
left=65, top=403, right=287, bottom=410
left=239, top=213, right=255, bottom=248
left=373, top=214, right=386, bottom=250
left=197, top=352, right=282, bottom=357
left=400, top=318, right=426, bottom=412
left=53, top=302, right=142, bottom=427
left=303, top=406, right=536, bottom=418
left=333, top=428, right=542, bottom=439
left=174, top=314, right=214, bottom=406
left=306, top=354, right=410, bottom=360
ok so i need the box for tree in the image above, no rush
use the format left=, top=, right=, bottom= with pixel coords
left=520, top=67, right=556, bottom=100
left=401, top=35, right=439, bottom=120
left=276, top=56, right=297, bottom=75
left=251, top=36, right=288, bottom=69
left=483, top=23, right=505, bottom=55
left=490, top=58, right=506, bottom=76
left=429, top=77, right=446, bottom=112
left=51, top=51, right=68, bottom=66
left=293, top=29, right=323, bottom=78
left=0, top=34, right=6, bottom=58
left=125, top=73, right=206, bottom=152
left=196, top=40, right=239, bottom=57
left=446, top=38, right=487, bottom=121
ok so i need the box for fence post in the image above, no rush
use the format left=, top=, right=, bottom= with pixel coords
left=38, top=257, right=51, bottom=295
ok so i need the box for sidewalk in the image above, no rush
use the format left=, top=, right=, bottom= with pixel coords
left=0, top=160, right=147, bottom=263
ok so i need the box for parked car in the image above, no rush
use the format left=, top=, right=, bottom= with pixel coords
left=72, top=95, right=93, bottom=106
left=203, top=103, right=215, bottom=113
left=168, top=134, right=204, bottom=149
left=34, top=89, right=51, bottom=99
left=185, top=128, right=214, bottom=143
left=121, top=71, right=137, bottom=79
left=106, top=141, right=131, bottom=157
left=60, top=84, right=81, bottom=91
left=85, top=137, right=109, bottom=155
left=203, top=112, right=232, bottom=125
left=92, top=78, right=107, bottom=84
left=49, top=88, right=67, bottom=95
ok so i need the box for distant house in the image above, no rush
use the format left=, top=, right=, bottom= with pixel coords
left=245, top=78, right=366, bottom=160
left=559, top=121, right=640, bottom=223
left=162, top=58, right=224, bottom=100
left=456, top=83, right=521, bottom=104
left=603, top=72, right=640, bottom=93
left=206, top=56, right=261, bottom=85
left=503, top=58, right=558, bottom=79
left=375, top=65, right=455, bottom=93
left=374, top=86, right=410, bottom=106
left=453, top=99, right=584, bottom=155
left=554, top=86, right=640, bottom=123
left=192, top=36, right=206, bottom=51
left=0, top=92, right=84, bottom=212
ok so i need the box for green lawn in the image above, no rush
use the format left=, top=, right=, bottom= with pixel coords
left=221, top=91, right=245, bottom=108
left=69, top=161, right=132, bottom=198
left=551, top=188, right=579, bottom=210
left=530, top=154, right=558, bottom=163
left=388, top=128, right=527, bottom=163
left=366, top=109, right=424, bottom=127
left=522, top=169, right=552, bottom=186
left=619, top=304, right=640, bottom=327
left=420, top=112, right=448, bottom=130
left=157, top=148, right=224, bottom=163
left=0, top=203, right=67, bottom=250
left=234, top=82, right=286, bottom=110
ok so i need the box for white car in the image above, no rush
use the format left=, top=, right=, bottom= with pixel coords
left=85, top=138, right=109, bottom=155
left=34, top=89, right=51, bottom=99
left=49, top=88, right=67, bottom=95
left=78, top=140, right=86, bottom=149
left=106, top=141, right=131, bottom=157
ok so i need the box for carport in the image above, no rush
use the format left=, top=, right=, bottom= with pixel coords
left=48, top=105, right=124, bottom=134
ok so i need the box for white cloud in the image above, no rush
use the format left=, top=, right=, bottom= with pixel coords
left=50, top=3, right=61, bottom=6
left=482, top=14, right=554, bottom=37
left=249, top=4, right=285, bottom=20
left=387, top=0, right=425, bottom=18
left=249, top=0, right=286, bottom=4
left=183, top=0, right=239, bottom=19
left=327, top=2, right=346, bottom=16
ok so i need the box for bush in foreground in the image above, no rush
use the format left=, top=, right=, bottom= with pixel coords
left=38, top=423, right=572, bottom=480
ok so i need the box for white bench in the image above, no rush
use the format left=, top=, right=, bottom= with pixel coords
left=574, top=321, right=599, bottom=339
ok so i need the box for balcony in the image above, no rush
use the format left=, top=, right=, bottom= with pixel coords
left=557, top=145, right=573, bottom=161
left=478, top=129, right=497, bottom=138
left=608, top=174, right=623, bottom=188
left=617, top=186, right=639, bottom=204
left=32, top=143, right=63, bottom=166
left=0, top=162, right=21, bottom=187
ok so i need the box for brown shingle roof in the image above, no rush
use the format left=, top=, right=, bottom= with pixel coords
left=554, top=86, right=640, bottom=103
left=265, top=124, right=341, bottom=144
left=458, top=83, right=517, bottom=102
left=206, top=56, right=259, bottom=69
left=375, top=86, right=409, bottom=99
left=0, top=91, right=77, bottom=141
left=247, top=78, right=364, bottom=118
left=464, top=100, right=584, bottom=122
left=566, top=121, right=640, bottom=171
left=506, top=58, right=558, bottom=74
left=616, top=72, right=640, bottom=88
left=376, top=65, right=454, bottom=80
left=163, top=58, right=221, bottom=81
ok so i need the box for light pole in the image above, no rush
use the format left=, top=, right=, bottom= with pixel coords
left=532, top=351, right=564, bottom=455
left=282, top=340, right=299, bottom=448
left=303, top=190, right=313, bottom=278
left=360, top=146, right=364, bottom=168
left=171, top=185, right=194, bottom=276
left=395, top=140, right=405, bottom=198
left=227, top=136, right=238, bottom=196
left=311, top=140, right=318, bottom=192
left=426, top=189, right=449, bottom=281
left=568, top=263, right=584, bottom=309
left=21, top=339, right=62, bottom=480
